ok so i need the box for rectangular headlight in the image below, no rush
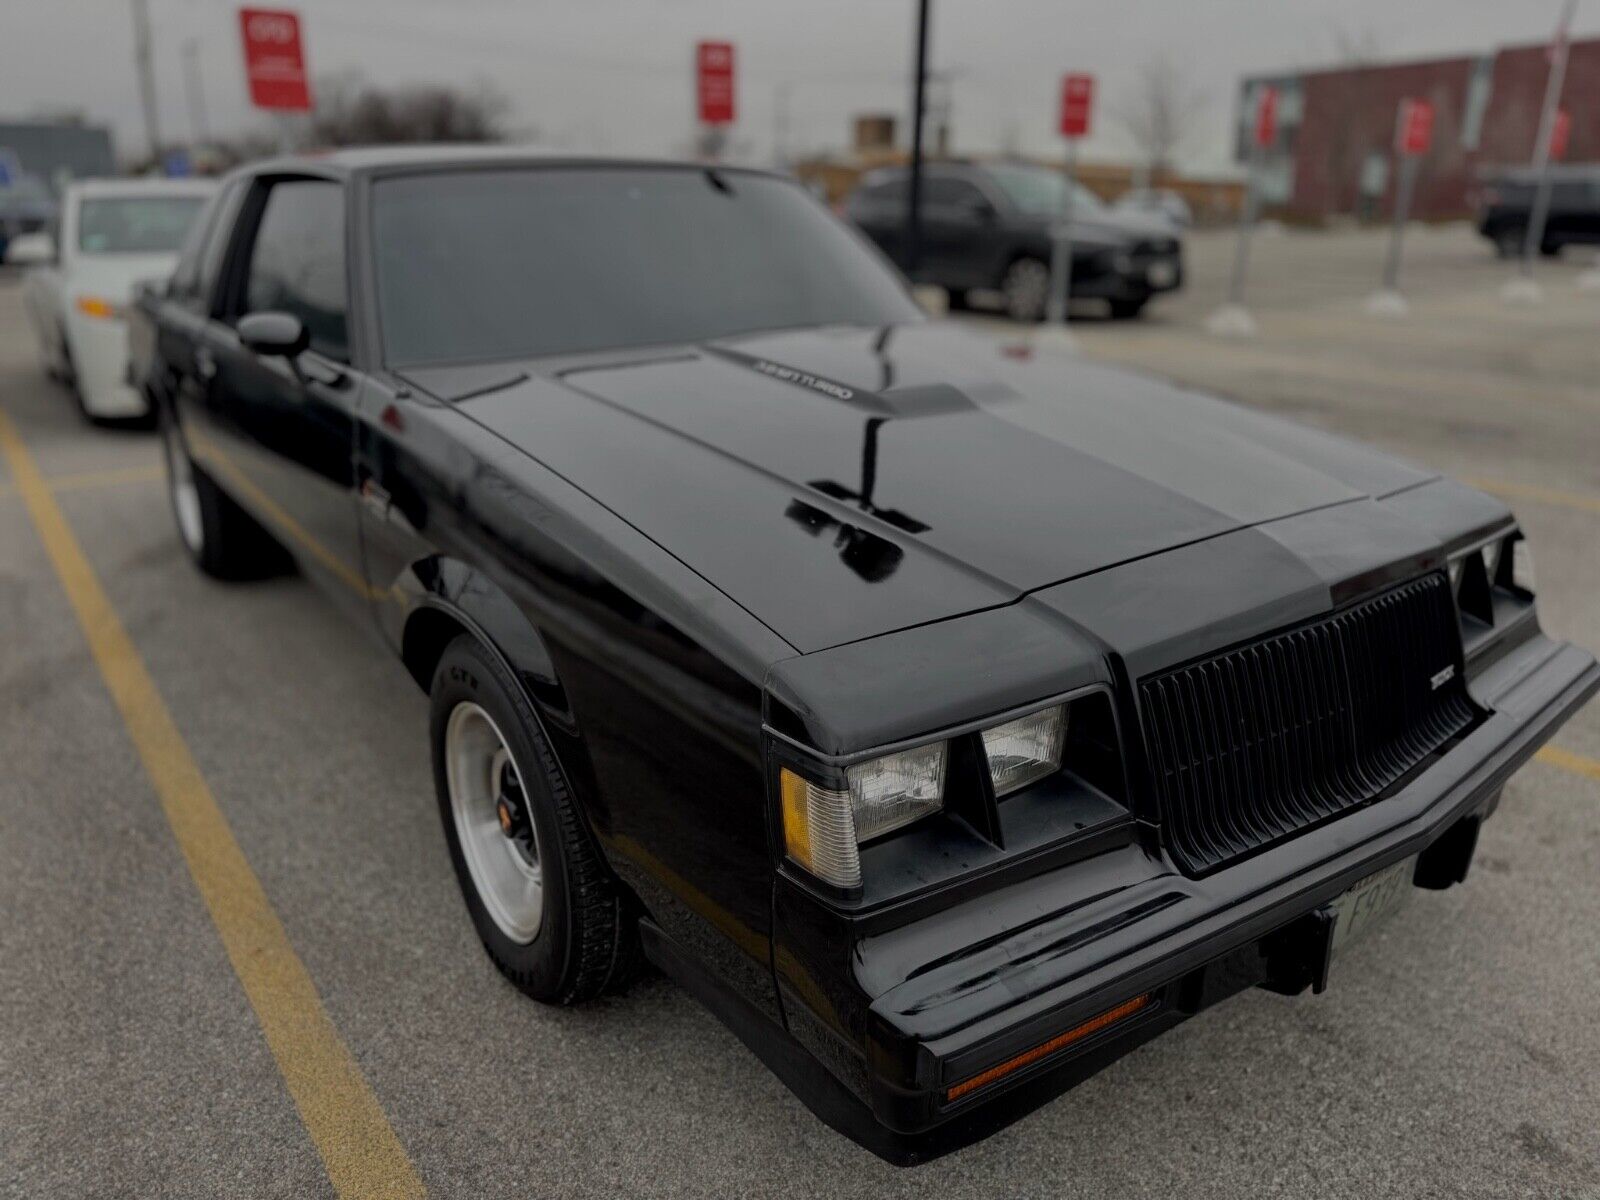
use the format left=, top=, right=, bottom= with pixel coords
left=1511, top=536, right=1535, bottom=592
left=982, top=704, right=1067, bottom=796
left=847, top=742, right=947, bottom=843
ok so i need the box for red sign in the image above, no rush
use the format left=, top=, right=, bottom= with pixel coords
left=1253, top=87, right=1280, bottom=149
left=1550, top=108, right=1572, bottom=160
left=1058, top=74, right=1095, bottom=139
left=239, top=8, right=311, bottom=112
left=1396, top=99, right=1435, bottom=156
left=696, top=41, right=736, bottom=125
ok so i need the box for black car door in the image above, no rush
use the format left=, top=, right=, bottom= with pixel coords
left=919, top=173, right=998, bottom=289
left=845, top=176, right=908, bottom=268
left=194, top=175, right=369, bottom=623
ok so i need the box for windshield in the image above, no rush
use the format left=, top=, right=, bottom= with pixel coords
left=985, top=164, right=1104, bottom=217
left=77, top=195, right=207, bottom=254
left=371, top=167, right=922, bottom=366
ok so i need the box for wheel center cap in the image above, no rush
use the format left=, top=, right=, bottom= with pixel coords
left=496, top=795, right=520, bottom=838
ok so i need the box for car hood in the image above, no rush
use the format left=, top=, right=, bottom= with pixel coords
left=66, top=253, right=180, bottom=303
left=416, top=323, right=1434, bottom=654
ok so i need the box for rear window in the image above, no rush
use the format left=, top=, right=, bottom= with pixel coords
left=371, top=167, right=921, bottom=366
left=77, top=195, right=207, bottom=254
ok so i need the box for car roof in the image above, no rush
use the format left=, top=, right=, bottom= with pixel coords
left=66, top=176, right=218, bottom=199
left=235, top=142, right=778, bottom=180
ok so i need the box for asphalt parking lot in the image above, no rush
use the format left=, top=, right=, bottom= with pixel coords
left=2, top=224, right=1598, bottom=1199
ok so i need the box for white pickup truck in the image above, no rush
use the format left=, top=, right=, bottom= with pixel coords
left=7, top=177, right=213, bottom=421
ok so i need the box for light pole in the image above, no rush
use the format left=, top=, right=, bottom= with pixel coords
left=130, top=0, right=162, bottom=162
left=905, top=0, right=931, bottom=279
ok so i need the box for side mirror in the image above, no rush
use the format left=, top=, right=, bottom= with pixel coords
left=4, top=232, right=56, bottom=266
left=238, top=311, right=309, bottom=358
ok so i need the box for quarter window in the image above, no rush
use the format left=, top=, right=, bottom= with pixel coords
left=242, top=180, right=348, bottom=361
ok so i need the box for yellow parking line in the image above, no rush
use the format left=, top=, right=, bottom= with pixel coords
left=0, top=408, right=424, bottom=1200
left=1537, top=745, right=1600, bottom=782
left=1465, top=477, right=1600, bottom=516
left=47, top=463, right=166, bottom=493
left=0, top=463, right=164, bottom=499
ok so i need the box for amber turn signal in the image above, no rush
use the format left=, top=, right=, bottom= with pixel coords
left=74, top=295, right=123, bottom=320
left=945, top=993, right=1151, bottom=1103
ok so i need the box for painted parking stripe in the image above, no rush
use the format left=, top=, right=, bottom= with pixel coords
left=0, top=462, right=163, bottom=500
left=1464, top=477, right=1600, bottom=517
left=0, top=408, right=425, bottom=1200
left=1537, top=745, right=1600, bottom=782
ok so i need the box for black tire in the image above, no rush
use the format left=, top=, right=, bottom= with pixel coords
left=1107, top=297, right=1149, bottom=320
left=1493, top=226, right=1525, bottom=259
left=430, top=635, right=639, bottom=1005
left=159, top=404, right=290, bottom=580
left=1000, top=256, right=1051, bottom=323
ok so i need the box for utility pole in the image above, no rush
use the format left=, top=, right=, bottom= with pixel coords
left=131, top=0, right=163, bottom=163
left=182, top=38, right=210, bottom=150
left=905, top=0, right=931, bottom=278
left=773, top=81, right=792, bottom=169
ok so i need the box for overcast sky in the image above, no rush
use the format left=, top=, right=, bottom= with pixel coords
left=5, top=0, right=1596, bottom=173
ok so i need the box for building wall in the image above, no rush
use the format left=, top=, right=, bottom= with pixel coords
left=0, top=122, right=116, bottom=193
left=1247, top=37, right=1599, bottom=221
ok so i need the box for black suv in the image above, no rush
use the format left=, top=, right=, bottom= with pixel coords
left=845, top=161, right=1183, bottom=321
left=1476, top=165, right=1600, bottom=257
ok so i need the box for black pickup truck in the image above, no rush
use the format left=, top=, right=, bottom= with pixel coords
left=129, top=146, right=1595, bottom=1165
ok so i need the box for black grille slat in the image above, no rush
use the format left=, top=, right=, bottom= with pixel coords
left=1140, top=575, right=1479, bottom=876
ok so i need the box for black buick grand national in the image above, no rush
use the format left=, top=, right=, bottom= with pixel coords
left=130, top=148, right=1597, bottom=1164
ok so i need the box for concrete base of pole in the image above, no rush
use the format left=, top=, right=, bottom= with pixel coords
left=1363, top=289, right=1410, bottom=317
left=1032, top=325, right=1079, bottom=354
left=1501, top=277, right=1544, bottom=304
left=1205, top=304, right=1258, bottom=337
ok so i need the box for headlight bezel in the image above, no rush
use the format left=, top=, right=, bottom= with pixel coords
left=1445, top=524, right=1538, bottom=661
left=770, top=684, right=1126, bottom=897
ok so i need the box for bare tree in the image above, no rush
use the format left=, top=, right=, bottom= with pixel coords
left=1114, top=55, right=1208, bottom=184
left=306, top=75, right=511, bottom=147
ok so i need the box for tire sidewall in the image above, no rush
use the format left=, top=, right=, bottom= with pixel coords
left=429, top=638, right=575, bottom=998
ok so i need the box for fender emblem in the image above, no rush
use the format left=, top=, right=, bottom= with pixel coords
left=1430, top=665, right=1456, bottom=690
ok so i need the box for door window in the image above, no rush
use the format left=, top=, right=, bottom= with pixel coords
left=241, top=180, right=348, bottom=360
left=923, top=176, right=986, bottom=208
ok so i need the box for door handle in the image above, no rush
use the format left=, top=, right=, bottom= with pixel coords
left=194, top=346, right=217, bottom=381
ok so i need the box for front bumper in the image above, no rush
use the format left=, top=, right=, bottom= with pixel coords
left=65, top=312, right=147, bottom=418
left=770, top=632, right=1596, bottom=1164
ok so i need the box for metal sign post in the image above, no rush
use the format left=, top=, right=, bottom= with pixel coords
left=1046, top=73, right=1094, bottom=325
left=1208, top=85, right=1277, bottom=335
left=1515, top=0, right=1576, bottom=293
left=1369, top=98, right=1434, bottom=314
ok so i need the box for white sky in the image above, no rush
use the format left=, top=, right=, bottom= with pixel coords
left=4, top=0, right=1596, bottom=174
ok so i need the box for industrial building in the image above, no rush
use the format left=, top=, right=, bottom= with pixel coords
left=1238, top=36, right=1599, bottom=221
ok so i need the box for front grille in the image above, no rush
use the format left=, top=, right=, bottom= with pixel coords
left=1139, top=574, right=1479, bottom=876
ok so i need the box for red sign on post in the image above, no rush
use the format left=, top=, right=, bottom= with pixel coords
left=1058, top=74, right=1095, bottom=139
left=1550, top=108, right=1572, bottom=160
left=696, top=41, right=736, bottom=125
left=239, top=7, right=311, bottom=112
left=1396, top=99, right=1435, bottom=156
left=1253, top=87, right=1280, bottom=149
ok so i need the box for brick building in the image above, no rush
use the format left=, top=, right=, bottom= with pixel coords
left=1239, top=36, right=1599, bottom=221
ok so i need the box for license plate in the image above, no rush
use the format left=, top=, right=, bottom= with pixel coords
left=1146, top=260, right=1177, bottom=287
left=1330, top=856, right=1415, bottom=956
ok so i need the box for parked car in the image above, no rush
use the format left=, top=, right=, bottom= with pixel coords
left=130, top=147, right=1595, bottom=1165
left=844, top=161, right=1183, bottom=320
left=1113, top=186, right=1193, bottom=229
left=0, top=171, right=57, bottom=261
left=1475, top=165, right=1600, bottom=257
left=10, top=177, right=213, bottom=420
